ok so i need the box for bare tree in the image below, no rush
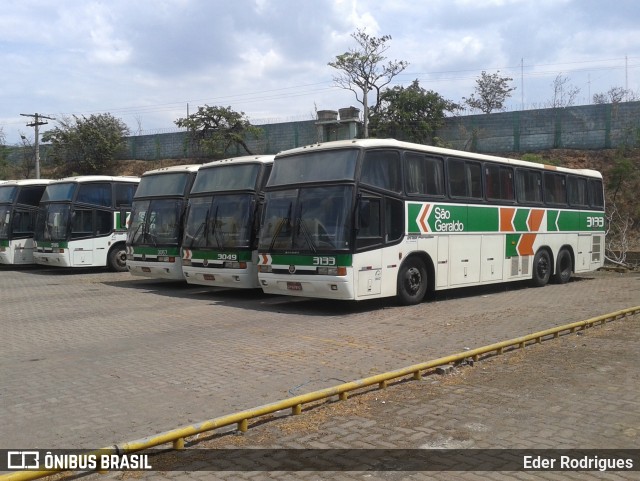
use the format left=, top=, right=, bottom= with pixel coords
left=548, top=74, right=580, bottom=108
left=593, top=86, right=638, bottom=104
left=328, top=29, right=408, bottom=138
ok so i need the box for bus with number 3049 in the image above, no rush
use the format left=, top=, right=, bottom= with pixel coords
left=257, top=139, right=605, bottom=305
left=33, top=176, right=140, bottom=271
left=182, top=155, right=274, bottom=288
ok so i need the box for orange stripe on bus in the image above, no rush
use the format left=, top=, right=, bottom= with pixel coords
left=527, top=209, right=545, bottom=232
left=518, top=233, right=537, bottom=256
left=500, top=207, right=516, bottom=232
left=419, top=204, right=430, bottom=232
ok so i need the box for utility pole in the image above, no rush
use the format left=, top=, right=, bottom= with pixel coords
left=20, top=112, right=54, bottom=179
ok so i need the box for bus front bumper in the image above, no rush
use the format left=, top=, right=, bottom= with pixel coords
left=258, top=272, right=356, bottom=300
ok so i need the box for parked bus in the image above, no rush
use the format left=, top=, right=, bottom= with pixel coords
left=257, top=139, right=605, bottom=304
left=182, top=155, right=274, bottom=288
left=125, top=165, right=200, bottom=280
left=33, top=176, right=139, bottom=271
left=0, top=179, right=53, bottom=265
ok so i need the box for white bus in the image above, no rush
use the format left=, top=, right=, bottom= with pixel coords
left=0, top=179, right=53, bottom=265
left=126, top=165, right=200, bottom=280
left=33, top=176, right=140, bottom=271
left=257, top=139, right=605, bottom=304
left=182, top=155, right=274, bottom=288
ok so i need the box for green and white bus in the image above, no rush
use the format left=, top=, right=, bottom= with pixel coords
left=182, top=155, right=274, bottom=288
left=0, top=179, right=53, bottom=265
left=126, top=164, right=200, bottom=280
left=257, top=139, right=605, bottom=304
left=33, top=176, right=139, bottom=271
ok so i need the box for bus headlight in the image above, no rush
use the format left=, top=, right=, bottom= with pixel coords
left=223, top=261, right=247, bottom=269
left=182, top=259, right=191, bottom=266
left=258, top=265, right=272, bottom=273
left=158, top=256, right=176, bottom=263
left=317, top=266, right=347, bottom=276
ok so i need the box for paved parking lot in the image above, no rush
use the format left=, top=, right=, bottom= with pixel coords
left=1, top=265, right=639, bottom=475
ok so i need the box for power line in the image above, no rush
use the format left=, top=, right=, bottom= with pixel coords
left=20, top=113, right=55, bottom=179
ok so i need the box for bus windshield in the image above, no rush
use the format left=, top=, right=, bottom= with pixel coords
left=184, top=194, right=253, bottom=249
left=267, top=149, right=358, bottom=187
left=190, top=164, right=261, bottom=194
left=0, top=206, right=11, bottom=238
left=35, top=204, right=70, bottom=241
left=258, top=185, right=352, bottom=252
left=128, top=199, right=184, bottom=246
left=0, top=186, right=17, bottom=203
left=135, top=173, right=191, bottom=198
left=41, top=183, right=77, bottom=202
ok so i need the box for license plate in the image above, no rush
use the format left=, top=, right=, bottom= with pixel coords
left=204, top=274, right=215, bottom=281
left=287, top=282, right=303, bottom=291
left=141, top=267, right=151, bottom=273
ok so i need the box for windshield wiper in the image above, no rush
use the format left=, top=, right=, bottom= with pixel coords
left=268, top=202, right=292, bottom=251
left=295, top=203, right=316, bottom=253
left=188, top=209, right=209, bottom=248
left=210, top=204, right=224, bottom=249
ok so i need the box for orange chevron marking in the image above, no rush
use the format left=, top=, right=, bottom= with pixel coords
left=527, top=209, right=545, bottom=232
left=518, top=233, right=537, bottom=256
left=500, top=207, right=516, bottom=232
left=419, top=204, right=430, bottom=232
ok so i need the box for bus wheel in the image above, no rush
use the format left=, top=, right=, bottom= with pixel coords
left=554, top=248, right=572, bottom=284
left=397, top=258, right=428, bottom=305
left=108, top=245, right=128, bottom=272
left=531, top=249, right=551, bottom=287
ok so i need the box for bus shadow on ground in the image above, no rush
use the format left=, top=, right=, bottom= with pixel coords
left=103, top=275, right=594, bottom=316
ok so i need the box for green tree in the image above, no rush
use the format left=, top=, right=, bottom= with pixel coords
left=463, top=71, right=516, bottom=114
left=175, top=105, right=262, bottom=157
left=369, top=79, right=459, bottom=144
left=42, top=113, right=129, bottom=176
left=328, top=29, right=409, bottom=138
left=0, top=128, right=9, bottom=179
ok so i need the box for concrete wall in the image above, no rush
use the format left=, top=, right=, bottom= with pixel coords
left=437, top=101, right=640, bottom=153
left=6, top=102, right=640, bottom=165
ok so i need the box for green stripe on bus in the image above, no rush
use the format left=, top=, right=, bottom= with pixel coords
left=506, top=234, right=520, bottom=258
left=133, top=246, right=180, bottom=256
left=188, top=250, right=253, bottom=262
left=37, top=241, right=69, bottom=248
left=0, top=240, right=8, bottom=247
left=269, top=254, right=353, bottom=267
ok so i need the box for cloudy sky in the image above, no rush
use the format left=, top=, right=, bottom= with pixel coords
left=1, top=0, right=638, bottom=145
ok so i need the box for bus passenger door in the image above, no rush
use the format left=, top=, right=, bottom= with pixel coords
left=355, top=196, right=383, bottom=297
left=70, top=209, right=94, bottom=266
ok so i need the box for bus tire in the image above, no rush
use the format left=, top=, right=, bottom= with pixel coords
left=397, top=257, right=428, bottom=305
left=108, top=245, right=128, bottom=272
left=531, top=249, right=551, bottom=287
left=554, top=248, right=572, bottom=284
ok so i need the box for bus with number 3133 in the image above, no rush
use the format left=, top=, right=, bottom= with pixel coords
left=257, top=139, right=605, bottom=304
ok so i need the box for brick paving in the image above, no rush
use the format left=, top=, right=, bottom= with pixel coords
left=1, top=266, right=639, bottom=480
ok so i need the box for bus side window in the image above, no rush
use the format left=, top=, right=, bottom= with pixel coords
left=361, top=150, right=402, bottom=193
left=96, top=210, right=113, bottom=235
left=448, top=159, right=482, bottom=199
left=568, top=176, right=588, bottom=207
left=404, top=153, right=444, bottom=196
left=356, top=197, right=382, bottom=249
left=588, top=179, right=604, bottom=208
left=516, top=169, right=543, bottom=204
left=485, top=165, right=515, bottom=201
left=115, top=183, right=137, bottom=208
left=544, top=172, right=567, bottom=206
left=385, top=197, right=404, bottom=243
